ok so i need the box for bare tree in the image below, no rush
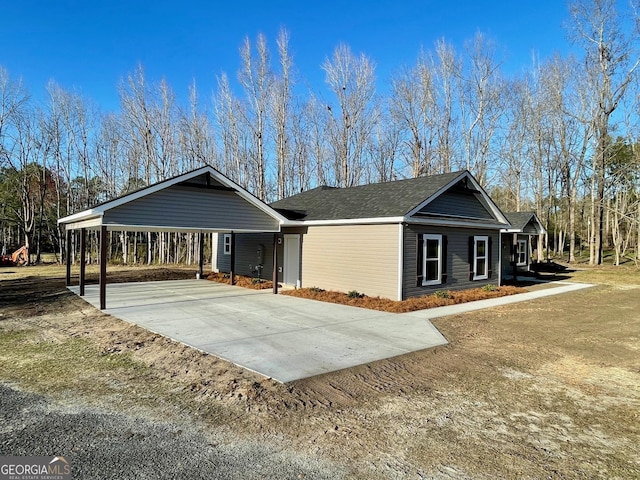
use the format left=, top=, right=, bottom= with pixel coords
left=238, top=34, right=272, bottom=200
left=154, top=77, right=179, bottom=180
left=215, top=73, right=249, bottom=187
left=322, top=44, right=377, bottom=187
left=369, top=104, right=401, bottom=182
left=390, top=51, right=438, bottom=177
left=498, top=75, right=532, bottom=212
left=433, top=40, right=461, bottom=173
left=271, top=28, right=294, bottom=199
left=304, top=94, right=332, bottom=186
left=179, top=80, right=216, bottom=170
left=569, top=0, right=640, bottom=264
left=458, top=33, right=505, bottom=184
left=0, top=67, right=30, bottom=170
left=543, top=55, right=593, bottom=262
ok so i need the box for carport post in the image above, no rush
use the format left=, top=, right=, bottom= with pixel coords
left=99, top=225, right=107, bottom=310
left=512, top=233, right=518, bottom=280
left=230, top=232, right=236, bottom=285
left=65, top=229, right=72, bottom=286
left=79, top=228, right=86, bottom=296
left=198, top=231, right=204, bottom=279
left=272, top=233, right=278, bottom=294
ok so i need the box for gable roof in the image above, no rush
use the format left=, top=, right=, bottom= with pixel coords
left=272, top=170, right=509, bottom=227
left=503, top=211, right=546, bottom=234
left=58, top=165, right=288, bottom=231
left=272, top=171, right=464, bottom=221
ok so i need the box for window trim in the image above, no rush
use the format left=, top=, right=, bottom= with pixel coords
left=422, top=234, right=443, bottom=286
left=516, top=239, right=527, bottom=266
left=223, top=234, right=232, bottom=255
left=473, top=235, right=489, bottom=280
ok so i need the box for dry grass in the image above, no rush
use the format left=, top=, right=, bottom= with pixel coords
left=2, top=264, right=639, bottom=478
left=565, top=264, right=640, bottom=286
left=206, top=271, right=276, bottom=290
left=281, top=285, right=525, bottom=313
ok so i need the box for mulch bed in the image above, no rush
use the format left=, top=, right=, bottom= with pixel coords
left=281, top=286, right=525, bottom=313
left=207, top=272, right=275, bottom=290
left=207, top=272, right=525, bottom=312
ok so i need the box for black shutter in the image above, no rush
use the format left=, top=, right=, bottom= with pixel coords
left=441, top=235, right=448, bottom=284
left=468, top=236, right=474, bottom=281
left=488, top=236, right=493, bottom=279
left=416, top=234, right=424, bottom=287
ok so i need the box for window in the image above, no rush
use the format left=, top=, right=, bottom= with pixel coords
left=473, top=235, right=489, bottom=280
left=223, top=234, right=232, bottom=255
left=516, top=239, right=527, bottom=266
left=422, top=234, right=443, bottom=286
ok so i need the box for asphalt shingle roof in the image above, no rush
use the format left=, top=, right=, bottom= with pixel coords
left=504, top=211, right=537, bottom=231
left=271, top=171, right=465, bottom=221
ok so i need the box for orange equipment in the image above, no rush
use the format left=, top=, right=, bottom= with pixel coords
left=0, top=246, right=28, bottom=266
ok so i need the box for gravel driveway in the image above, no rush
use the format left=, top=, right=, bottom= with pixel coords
left=0, top=383, right=344, bottom=480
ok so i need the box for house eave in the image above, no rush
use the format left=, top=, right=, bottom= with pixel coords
left=285, top=216, right=405, bottom=226
left=405, top=216, right=508, bottom=229
left=57, top=165, right=288, bottom=228
left=58, top=209, right=103, bottom=225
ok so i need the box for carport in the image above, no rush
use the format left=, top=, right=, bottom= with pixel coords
left=58, top=166, right=288, bottom=309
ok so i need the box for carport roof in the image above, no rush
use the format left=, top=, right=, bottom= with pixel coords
left=58, top=166, right=288, bottom=232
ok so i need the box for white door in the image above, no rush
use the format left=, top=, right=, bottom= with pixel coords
left=283, top=235, right=300, bottom=287
left=210, top=232, right=219, bottom=272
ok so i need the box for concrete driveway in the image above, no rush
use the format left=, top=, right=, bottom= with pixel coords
left=69, top=280, right=448, bottom=382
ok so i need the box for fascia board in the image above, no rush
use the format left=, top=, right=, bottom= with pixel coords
left=286, top=216, right=405, bottom=226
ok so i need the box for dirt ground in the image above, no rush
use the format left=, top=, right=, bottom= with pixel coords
left=1, top=263, right=639, bottom=479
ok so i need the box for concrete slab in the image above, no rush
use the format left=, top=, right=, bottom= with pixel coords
left=69, top=279, right=593, bottom=382
left=69, top=280, right=448, bottom=382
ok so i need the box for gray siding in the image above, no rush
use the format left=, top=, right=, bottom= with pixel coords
left=104, top=185, right=280, bottom=232
left=522, top=218, right=540, bottom=234
left=501, top=233, right=533, bottom=280
left=217, top=233, right=276, bottom=279
left=403, top=225, right=499, bottom=299
left=419, top=191, right=494, bottom=219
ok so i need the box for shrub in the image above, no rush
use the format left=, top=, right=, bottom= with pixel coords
left=309, top=286, right=325, bottom=293
left=251, top=277, right=262, bottom=285
left=482, top=283, right=497, bottom=292
left=433, top=289, right=451, bottom=299
left=347, top=290, right=364, bottom=299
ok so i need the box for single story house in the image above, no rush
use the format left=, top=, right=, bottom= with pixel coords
left=59, top=165, right=520, bottom=308
left=215, top=169, right=512, bottom=300
left=500, top=211, right=546, bottom=281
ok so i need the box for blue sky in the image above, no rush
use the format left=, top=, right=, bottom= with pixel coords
left=1, top=1, right=574, bottom=111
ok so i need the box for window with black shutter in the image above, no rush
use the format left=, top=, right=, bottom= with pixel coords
left=418, top=233, right=443, bottom=286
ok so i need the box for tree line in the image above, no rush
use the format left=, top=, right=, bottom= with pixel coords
left=1, top=0, right=639, bottom=266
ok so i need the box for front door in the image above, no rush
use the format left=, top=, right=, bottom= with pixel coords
left=283, top=234, right=300, bottom=287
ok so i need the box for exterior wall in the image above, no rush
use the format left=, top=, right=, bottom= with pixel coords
left=403, top=225, right=500, bottom=298
left=419, top=191, right=493, bottom=219
left=217, top=233, right=276, bottom=279
left=301, top=224, right=400, bottom=300
left=104, top=185, right=280, bottom=232
left=500, top=233, right=514, bottom=280
left=501, top=233, right=536, bottom=282
left=216, top=228, right=310, bottom=283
